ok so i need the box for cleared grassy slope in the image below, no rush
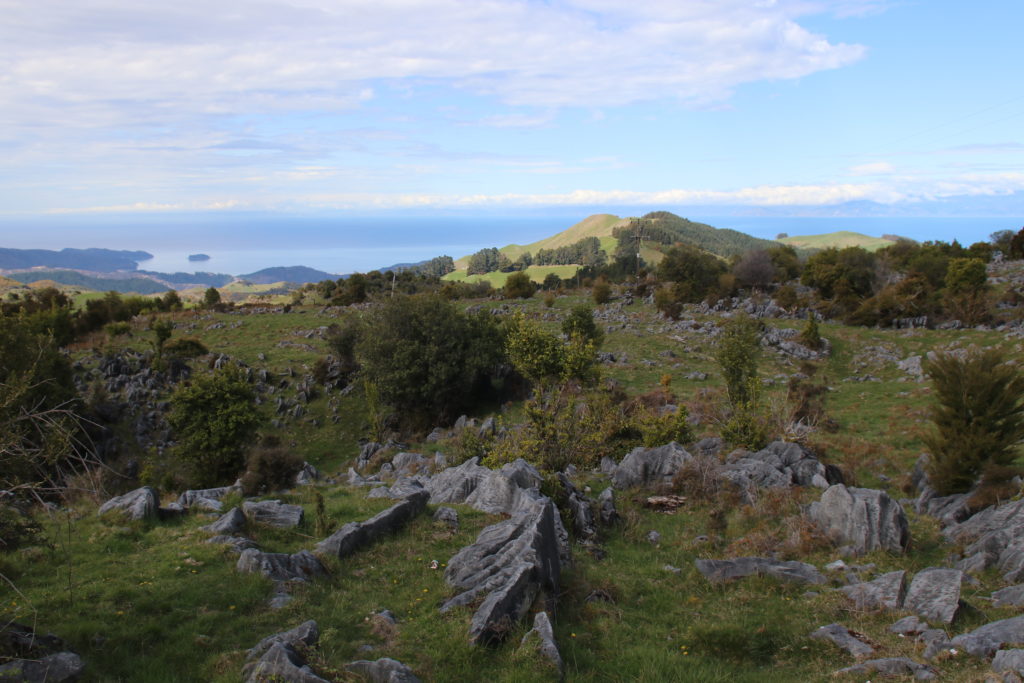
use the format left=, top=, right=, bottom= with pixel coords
left=778, top=231, right=901, bottom=253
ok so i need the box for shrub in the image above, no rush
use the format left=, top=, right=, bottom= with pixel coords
left=561, top=305, right=604, bottom=347
left=356, top=294, right=505, bottom=429
left=203, top=286, right=221, bottom=308
left=167, top=365, right=262, bottom=487
left=105, top=321, right=131, bottom=337
left=924, top=347, right=1024, bottom=495
left=543, top=291, right=556, bottom=308
left=503, top=271, right=535, bottom=299
left=504, top=312, right=597, bottom=388
left=592, top=278, right=611, bottom=304
left=798, top=312, right=821, bottom=350
left=240, top=443, right=305, bottom=496
left=163, top=337, right=208, bottom=359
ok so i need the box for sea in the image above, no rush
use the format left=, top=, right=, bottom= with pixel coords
left=0, top=212, right=1020, bottom=277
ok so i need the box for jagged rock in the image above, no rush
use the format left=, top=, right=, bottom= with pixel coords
left=390, top=452, right=429, bottom=477
left=597, top=487, right=619, bottom=526
left=691, top=437, right=723, bottom=457
left=98, top=486, right=159, bottom=521
left=647, top=530, right=661, bottom=545
left=807, top=484, right=909, bottom=555
left=520, top=611, right=563, bottom=676
left=178, top=485, right=238, bottom=510
left=344, top=657, right=421, bottom=682
left=247, top=621, right=320, bottom=661
left=841, top=570, right=907, bottom=611
left=237, top=549, right=327, bottom=582
left=432, top=506, right=459, bottom=530
left=441, top=497, right=565, bottom=645
left=610, top=442, right=692, bottom=490
left=424, top=457, right=490, bottom=505
left=558, top=473, right=596, bottom=540
left=905, top=568, right=963, bottom=624
left=889, top=616, right=929, bottom=635
left=244, top=641, right=327, bottom=683
left=366, top=478, right=426, bottom=500
left=295, top=462, right=321, bottom=485
left=694, top=557, right=826, bottom=585
left=944, top=498, right=1024, bottom=581
left=834, top=657, right=937, bottom=680
left=722, top=441, right=841, bottom=494
left=464, top=459, right=545, bottom=515
left=994, top=585, right=1024, bottom=608
left=994, top=650, right=1024, bottom=675
left=242, top=500, right=304, bottom=528
left=207, top=535, right=259, bottom=553
left=809, top=623, right=874, bottom=658
left=204, top=506, right=247, bottom=535
left=348, top=468, right=379, bottom=487
left=357, top=441, right=385, bottom=470
left=316, top=491, right=429, bottom=559
left=0, top=652, right=85, bottom=682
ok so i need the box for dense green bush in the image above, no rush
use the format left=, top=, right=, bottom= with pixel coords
left=656, top=244, right=727, bottom=304
left=561, top=305, right=604, bottom=347
left=240, top=441, right=305, bottom=496
left=162, top=337, right=209, bottom=359
left=503, top=271, right=535, bottom=299
left=714, top=315, right=761, bottom=407
left=356, top=294, right=505, bottom=429
left=167, top=365, right=262, bottom=487
left=924, top=347, right=1024, bottom=495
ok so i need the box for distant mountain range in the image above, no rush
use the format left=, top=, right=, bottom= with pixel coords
left=0, top=247, right=152, bottom=271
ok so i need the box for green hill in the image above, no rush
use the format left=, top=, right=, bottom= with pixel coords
left=778, top=231, right=902, bottom=252
left=7, top=269, right=171, bottom=294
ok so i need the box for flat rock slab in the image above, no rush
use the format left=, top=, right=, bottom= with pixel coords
left=178, top=485, right=239, bottom=509
left=841, top=570, right=907, bottom=611
left=237, top=549, right=327, bottom=582
left=98, top=486, right=159, bottom=521
left=345, top=657, right=422, bottom=683
left=905, top=568, right=963, bottom=625
left=207, top=535, right=258, bottom=553
left=246, top=620, right=319, bottom=661
left=611, top=442, right=691, bottom=490
left=807, top=484, right=909, bottom=555
left=204, top=506, right=247, bottom=535
left=695, top=557, right=826, bottom=585
left=951, top=615, right=1024, bottom=658
left=316, top=491, right=428, bottom=559
left=442, top=497, right=565, bottom=645
left=809, top=623, right=874, bottom=658
left=835, top=657, right=937, bottom=680
left=994, top=585, right=1024, bottom=608
left=243, top=500, right=304, bottom=528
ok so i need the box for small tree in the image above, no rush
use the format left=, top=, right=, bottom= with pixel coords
left=714, top=315, right=761, bottom=407
left=799, top=312, right=822, bottom=350
left=924, top=347, right=1024, bottom=495
left=167, top=365, right=261, bottom=486
left=203, top=286, right=221, bottom=309
left=561, top=305, right=604, bottom=347
left=592, top=277, right=611, bottom=305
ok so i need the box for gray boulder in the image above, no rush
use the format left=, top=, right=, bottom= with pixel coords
left=207, top=535, right=259, bottom=553
left=520, top=611, right=563, bottom=676
left=242, top=500, right=304, bottom=528
left=432, top=506, right=459, bottom=530
left=0, top=652, right=85, bottom=682
left=834, top=657, right=937, bottom=680
left=98, top=486, right=159, bottom=521
left=441, top=497, right=565, bottom=645
left=994, top=585, right=1024, bottom=608
left=204, top=506, right=247, bottom=535
left=611, top=442, right=691, bottom=490
left=245, top=641, right=328, bottom=683
left=944, top=498, right=1024, bottom=581
left=807, top=484, right=909, bottom=555
left=722, top=441, right=841, bottom=494
left=809, top=623, right=874, bottom=658
left=247, top=620, right=319, bottom=661
left=345, top=657, right=421, bottom=682
left=366, top=478, right=426, bottom=500
left=316, top=491, right=429, bottom=559
left=841, top=570, right=907, bottom=611
left=236, top=549, right=327, bottom=582
left=178, top=485, right=238, bottom=510
left=994, top=649, right=1024, bottom=675
left=889, top=616, right=929, bottom=635
left=558, top=473, right=596, bottom=540
left=295, top=462, right=321, bottom=485
left=464, top=459, right=545, bottom=515
left=694, top=557, right=826, bottom=585
left=950, top=615, right=1024, bottom=658
left=597, top=487, right=619, bottom=526
left=904, top=568, right=963, bottom=624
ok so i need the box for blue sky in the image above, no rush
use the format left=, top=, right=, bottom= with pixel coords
left=1, top=0, right=1023, bottom=218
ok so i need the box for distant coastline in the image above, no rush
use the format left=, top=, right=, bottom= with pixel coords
left=188, top=253, right=210, bottom=262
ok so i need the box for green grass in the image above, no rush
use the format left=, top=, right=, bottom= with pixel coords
left=442, top=265, right=580, bottom=287
left=778, top=231, right=901, bottom=253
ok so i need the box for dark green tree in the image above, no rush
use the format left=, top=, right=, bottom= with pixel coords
left=924, top=348, right=1024, bottom=495
left=656, top=244, right=727, bottom=303
left=167, top=365, right=261, bottom=486
left=203, top=286, right=221, bottom=308
left=714, top=315, right=761, bottom=407
left=561, top=305, right=604, bottom=347
left=503, top=271, right=536, bottom=299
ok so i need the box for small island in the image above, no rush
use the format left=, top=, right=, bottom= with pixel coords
left=188, top=253, right=211, bottom=262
